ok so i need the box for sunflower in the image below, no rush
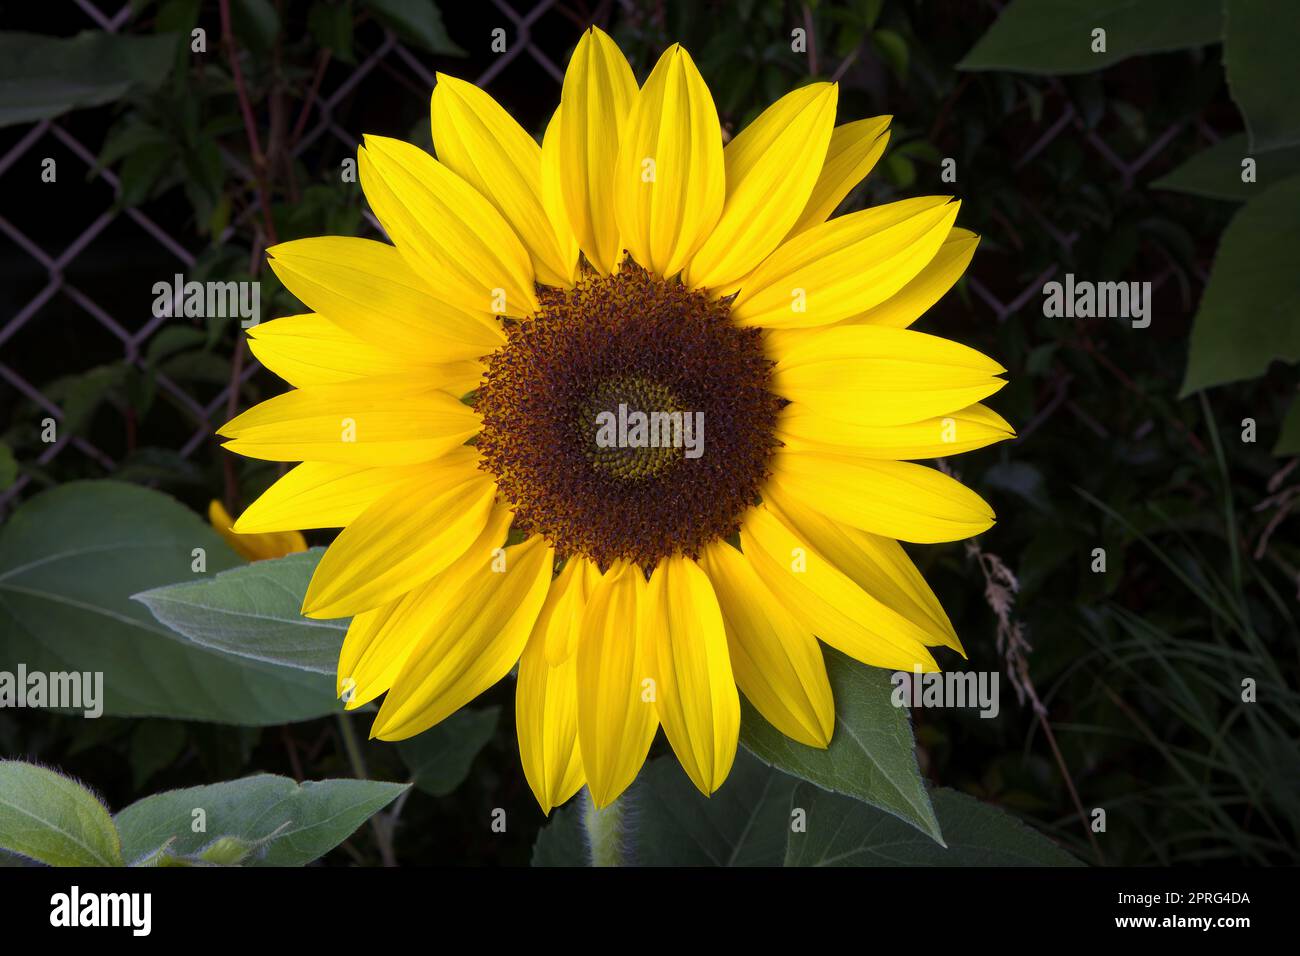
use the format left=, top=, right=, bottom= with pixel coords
left=219, top=27, right=1011, bottom=813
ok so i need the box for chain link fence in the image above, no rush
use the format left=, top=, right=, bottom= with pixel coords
left=0, top=0, right=1216, bottom=514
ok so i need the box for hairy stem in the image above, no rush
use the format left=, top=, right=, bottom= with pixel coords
left=582, top=788, right=629, bottom=867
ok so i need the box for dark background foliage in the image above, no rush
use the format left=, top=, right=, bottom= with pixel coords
left=1, top=0, right=1297, bottom=865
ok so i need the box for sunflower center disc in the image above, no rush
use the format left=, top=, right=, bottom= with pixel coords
left=580, top=374, right=688, bottom=481
left=476, top=260, right=783, bottom=571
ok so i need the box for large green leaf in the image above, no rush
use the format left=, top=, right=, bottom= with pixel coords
left=1180, top=174, right=1300, bottom=395
left=0, top=761, right=124, bottom=867
left=0, top=481, right=339, bottom=723
left=1152, top=134, right=1300, bottom=202
left=785, top=784, right=1082, bottom=866
left=635, top=752, right=798, bottom=866
left=958, top=0, right=1221, bottom=75
left=1225, top=0, right=1300, bottom=152
left=0, top=31, right=177, bottom=128
left=114, top=774, right=407, bottom=866
left=134, top=549, right=343, bottom=674
left=396, top=706, right=500, bottom=797
left=739, top=647, right=941, bottom=844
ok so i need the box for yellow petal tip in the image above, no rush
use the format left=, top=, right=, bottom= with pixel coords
left=300, top=595, right=328, bottom=618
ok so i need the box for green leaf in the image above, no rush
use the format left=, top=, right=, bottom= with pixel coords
left=1152, top=135, right=1300, bottom=202
left=396, top=706, right=500, bottom=797
left=0, top=481, right=340, bottom=723
left=984, top=461, right=1050, bottom=512
left=0, top=30, right=178, bottom=128
left=635, top=752, right=798, bottom=866
left=232, top=0, right=280, bottom=53
left=882, top=152, right=916, bottom=189
left=40, top=364, right=129, bottom=437
left=155, top=0, right=201, bottom=38
left=739, top=647, right=942, bottom=844
left=871, top=29, right=909, bottom=84
left=96, top=119, right=170, bottom=172
left=195, top=833, right=268, bottom=865
left=363, top=0, right=465, bottom=55
left=145, top=326, right=208, bottom=366
left=1225, top=0, right=1300, bottom=152
left=1180, top=174, right=1300, bottom=395
left=309, top=0, right=356, bottom=64
left=786, top=785, right=1082, bottom=866
left=114, top=774, right=407, bottom=866
left=134, top=549, right=344, bottom=675
left=0, top=442, right=15, bottom=491
left=957, top=0, right=1221, bottom=75
left=117, top=141, right=176, bottom=208
left=1275, top=395, right=1300, bottom=455
left=0, top=761, right=125, bottom=867
left=531, top=799, right=589, bottom=866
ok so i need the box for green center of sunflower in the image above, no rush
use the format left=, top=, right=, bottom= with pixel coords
left=581, top=374, right=684, bottom=481
left=475, top=260, right=782, bottom=571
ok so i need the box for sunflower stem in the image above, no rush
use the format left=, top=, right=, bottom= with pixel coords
left=336, top=713, right=397, bottom=867
left=581, top=787, right=629, bottom=867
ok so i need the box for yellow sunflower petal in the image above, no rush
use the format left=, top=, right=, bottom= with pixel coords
left=556, top=26, right=638, bottom=275
left=770, top=324, right=1007, bottom=427
left=541, top=557, right=597, bottom=665
left=517, top=579, right=587, bottom=814
left=266, top=238, right=503, bottom=361
left=730, top=196, right=959, bottom=328
left=764, top=488, right=962, bottom=654
left=614, top=44, right=724, bottom=278
left=218, top=376, right=480, bottom=465
left=432, top=73, right=577, bottom=287
left=235, top=462, right=428, bottom=533
left=337, top=502, right=514, bottom=706
left=698, top=540, right=834, bottom=748
left=371, top=535, right=554, bottom=740
left=337, top=599, right=405, bottom=705
left=644, top=555, right=739, bottom=796
left=845, top=227, right=979, bottom=328
left=786, top=115, right=891, bottom=238
left=302, top=454, right=496, bottom=618
left=776, top=402, right=1015, bottom=459
left=739, top=504, right=939, bottom=672
left=576, top=561, right=658, bottom=809
left=770, top=448, right=995, bottom=544
left=248, top=313, right=482, bottom=393
left=683, top=82, right=837, bottom=291
left=208, top=499, right=306, bottom=562
left=359, top=134, right=539, bottom=317
left=539, top=106, right=581, bottom=283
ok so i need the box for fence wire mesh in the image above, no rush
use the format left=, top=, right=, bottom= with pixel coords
left=0, top=0, right=1214, bottom=515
